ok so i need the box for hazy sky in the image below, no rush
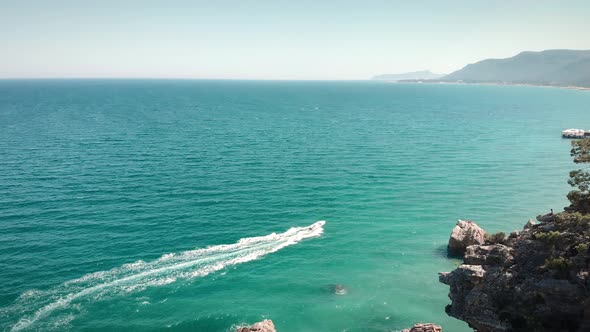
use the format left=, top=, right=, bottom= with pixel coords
left=2, top=0, right=590, bottom=80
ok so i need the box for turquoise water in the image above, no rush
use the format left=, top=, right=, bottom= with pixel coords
left=1, top=80, right=589, bottom=331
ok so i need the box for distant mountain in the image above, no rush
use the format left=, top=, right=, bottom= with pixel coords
left=372, top=70, right=444, bottom=81
left=443, top=49, right=590, bottom=87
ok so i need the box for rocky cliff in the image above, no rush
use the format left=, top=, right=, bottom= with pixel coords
left=447, top=220, right=487, bottom=255
left=402, top=323, right=443, bottom=332
left=439, top=214, right=590, bottom=331
left=237, top=319, right=276, bottom=332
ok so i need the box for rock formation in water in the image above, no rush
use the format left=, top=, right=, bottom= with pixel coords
left=333, top=284, right=347, bottom=295
left=440, top=215, right=590, bottom=331
left=320, top=283, right=348, bottom=295
left=447, top=219, right=487, bottom=255
left=237, top=319, right=276, bottom=332
left=402, top=322, right=443, bottom=332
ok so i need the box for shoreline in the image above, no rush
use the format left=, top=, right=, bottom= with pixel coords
left=383, top=80, right=590, bottom=91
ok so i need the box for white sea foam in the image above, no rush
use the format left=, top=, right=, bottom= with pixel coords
left=9, top=221, right=325, bottom=331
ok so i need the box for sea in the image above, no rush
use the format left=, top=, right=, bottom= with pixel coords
left=1, top=80, right=589, bottom=331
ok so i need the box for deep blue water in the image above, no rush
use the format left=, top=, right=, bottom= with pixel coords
left=1, top=80, right=589, bottom=331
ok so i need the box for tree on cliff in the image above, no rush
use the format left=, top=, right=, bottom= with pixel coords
left=568, top=139, right=590, bottom=213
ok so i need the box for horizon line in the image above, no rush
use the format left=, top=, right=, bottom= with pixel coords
left=0, top=77, right=379, bottom=82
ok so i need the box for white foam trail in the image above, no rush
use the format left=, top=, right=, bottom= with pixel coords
left=9, top=221, right=325, bottom=331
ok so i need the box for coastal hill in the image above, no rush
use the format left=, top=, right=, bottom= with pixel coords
left=372, top=70, right=444, bottom=81
left=443, top=49, right=590, bottom=87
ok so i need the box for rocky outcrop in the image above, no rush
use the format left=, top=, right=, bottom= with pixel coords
left=440, top=214, right=590, bottom=331
left=333, top=284, right=347, bottom=295
left=537, top=213, right=556, bottom=223
left=401, top=323, right=443, bottom=332
left=237, top=320, right=276, bottom=332
left=448, top=220, right=487, bottom=255
left=402, top=323, right=442, bottom=332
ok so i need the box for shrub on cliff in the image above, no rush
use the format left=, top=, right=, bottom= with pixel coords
left=544, top=257, right=570, bottom=272
left=575, top=243, right=588, bottom=253
left=484, top=231, right=506, bottom=244
left=534, top=230, right=562, bottom=244
left=554, top=211, right=590, bottom=231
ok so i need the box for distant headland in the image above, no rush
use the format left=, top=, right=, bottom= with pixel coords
left=372, top=70, right=444, bottom=81
left=374, top=49, right=590, bottom=89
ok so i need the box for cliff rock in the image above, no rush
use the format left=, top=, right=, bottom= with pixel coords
left=448, top=220, right=487, bottom=255
left=237, top=319, right=276, bottom=332
left=440, top=214, right=590, bottom=331
left=402, top=323, right=443, bottom=332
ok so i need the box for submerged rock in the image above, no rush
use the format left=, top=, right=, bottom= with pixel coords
left=321, top=284, right=348, bottom=295
left=333, top=284, right=347, bottom=295
left=447, top=220, right=487, bottom=255
left=237, top=319, right=276, bottom=332
left=401, top=323, right=443, bottom=332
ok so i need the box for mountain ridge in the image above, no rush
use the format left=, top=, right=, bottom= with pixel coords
left=442, top=49, right=590, bottom=87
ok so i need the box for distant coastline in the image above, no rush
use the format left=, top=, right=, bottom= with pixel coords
left=374, top=49, right=590, bottom=90
left=372, top=70, right=444, bottom=81
left=381, top=80, right=590, bottom=91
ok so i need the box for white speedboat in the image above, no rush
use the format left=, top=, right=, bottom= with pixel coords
left=562, top=128, right=586, bottom=138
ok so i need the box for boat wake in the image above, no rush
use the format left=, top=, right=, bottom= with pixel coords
left=5, top=221, right=325, bottom=331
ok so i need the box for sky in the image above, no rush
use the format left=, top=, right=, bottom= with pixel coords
left=1, top=0, right=590, bottom=80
